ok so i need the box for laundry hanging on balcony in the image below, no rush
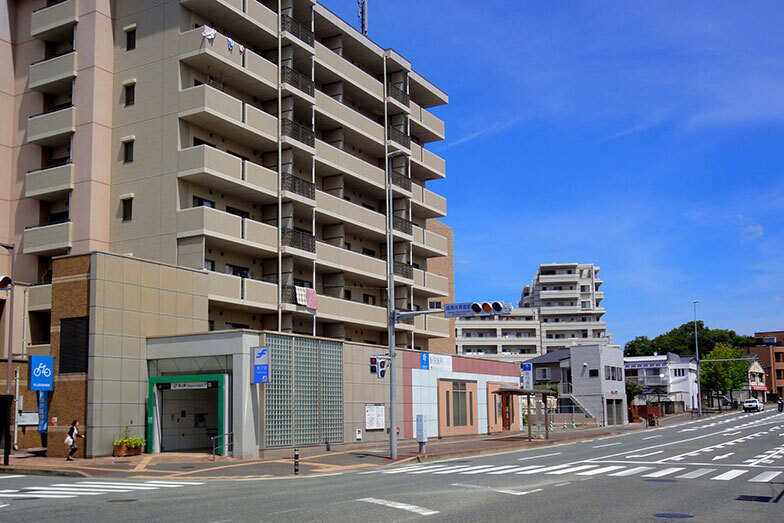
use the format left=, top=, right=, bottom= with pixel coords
left=227, top=37, right=234, bottom=50
left=202, top=25, right=217, bottom=40
left=305, top=288, right=318, bottom=310
left=295, top=286, right=308, bottom=307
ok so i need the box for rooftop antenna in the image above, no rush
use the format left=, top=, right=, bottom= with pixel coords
left=357, top=0, right=368, bottom=36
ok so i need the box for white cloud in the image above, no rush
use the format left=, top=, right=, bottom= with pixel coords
left=742, top=223, right=764, bottom=241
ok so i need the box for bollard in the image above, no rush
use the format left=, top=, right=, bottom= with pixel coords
left=563, top=422, right=567, bottom=430
left=294, top=447, right=299, bottom=475
left=548, top=421, right=554, bottom=431
left=325, top=440, right=331, bottom=452
left=572, top=421, right=576, bottom=429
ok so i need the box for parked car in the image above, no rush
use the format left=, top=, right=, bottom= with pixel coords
left=743, top=398, right=764, bottom=412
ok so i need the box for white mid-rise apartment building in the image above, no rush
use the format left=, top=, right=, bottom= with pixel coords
left=455, top=262, right=611, bottom=365
left=625, top=353, right=699, bottom=413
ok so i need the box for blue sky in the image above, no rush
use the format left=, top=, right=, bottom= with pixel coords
left=320, top=0, right=784, bottom=346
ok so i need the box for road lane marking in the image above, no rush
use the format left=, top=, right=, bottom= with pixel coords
left=487, top=465, right=543, bottom=474
left=461, top=465, right=519, bottom=475
left=517, top=452, right=561, bottom=461
left=426, top=465, right=481, bottom=475
left=642, top=468, right=684, bottom=478
left=408, top=465, right=460, bottom=474
left=608, top=466, right=655, bottom=477
left=0, top=476, right=25, bottom=480
left=711, top=469, right=747, bottom=481
left=433, top=465, right=496, bottom=475
left=517, top=464, right=574, bottom=474
left=145, top=481, right=205, bottom=485
left=626, top=451, right=664, bottom=458
left=593, top=442, right=622, bottom=448
left=494, top=488, right=543, bottom=496
left=358, top=497, right=438, bottom=516
left=642, top=435, right=662, bottom=440
left=576, top=466, right=626, bottom=476
left=383, top=466, right=429, bottom=474
left=0, top=492, right=75, bottom=499
left=73, top=482, right=159, bottom=490
left=712, top=453, right=734, bottom=461
left=676, top=469, right=715, bottom=479
left=547, top=465, right=599, bottom=475
left=749, top=471, right=781, bottom=483
left=22, top=488, right=107, bottom=495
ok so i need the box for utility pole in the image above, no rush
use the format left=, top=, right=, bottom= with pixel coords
left=693, top=300, right=702, bottom=416
left=1, top=243, right=16, bottom=395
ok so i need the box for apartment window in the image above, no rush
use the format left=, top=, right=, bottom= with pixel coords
left=589, top=369, right=599, bottom=378
left=204, top=259, right=215, bottom=271
left=362, top=247, right=376, bottom=257
left=445, top=391, right=450, bottom=427
left=193, top=137, right=215, bottom=148
left=344, top=242, right=351, bottom=250
left=362, top=294, right=376, bottom=306
left=776, top=353, right=783, bottom=363
left=225, top=264, right=249, bottom=278
left=581, top=285, right=589, bottom=292
left=126, top=28, right=136, bottom=50
left=124, top=84, right=135, bottom=106
left=535, top=367, right=551, bottom=381
left=225, top=322, right=249, bottom=329
left=344, top=290, right=352, bottom=300
left=581, top=301, right=590, bottom=309
left=121, top=198, right=133, bottom=222
left=226, top=206, right=249, bottom=219
left=293, top=278, right=312, bottom=288
left=193, top=196, right=215, bottom=208
left=430, top=301, right=441, bottom=309
left=777, top=370, right=783, bottom=380
left=605, top=366, right=611, bottom=380
left=673, top=368, right=685, bottom=377
left=123, top=140, right=134, bottom=163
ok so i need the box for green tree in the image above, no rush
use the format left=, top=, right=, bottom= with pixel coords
left=700, top=343, right=749, bottom=399
left=626, top=379, right=643, bottom=403
left=624, top=336, right=655, bottom=357
left=624, top=322, right=756, bottom=357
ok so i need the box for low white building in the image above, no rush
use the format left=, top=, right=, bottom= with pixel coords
left=624, top=353, right=698, bottom=413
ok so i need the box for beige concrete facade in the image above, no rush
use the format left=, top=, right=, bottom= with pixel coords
left=1, top=0, right=451, bottom=374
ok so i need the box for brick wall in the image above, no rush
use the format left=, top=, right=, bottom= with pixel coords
left=426, top=219, right=455, bottom=354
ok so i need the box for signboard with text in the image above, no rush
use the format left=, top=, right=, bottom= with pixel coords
left=419, top=352, right=452, bottom=372
left=252, top=346, right=270, bottom=384
left=522, top=363, right=533, bottom=390
left=365, top=403, right=385, bottom=430
left=443, top=303, right=474, bottom=318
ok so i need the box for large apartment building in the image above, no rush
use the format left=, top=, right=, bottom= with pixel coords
left=1, top=0, right=451, bottom=358
left=455, top=262, right=610, bottom=364
left=746, top=331, right=784, bottom=401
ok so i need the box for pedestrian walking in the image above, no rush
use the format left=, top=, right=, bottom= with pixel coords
left=65, top=420, right=84, bottom=461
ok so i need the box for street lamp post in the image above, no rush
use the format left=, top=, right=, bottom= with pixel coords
left=693, top=300, right=702, bottom=417
left=1, top=243, right=16, bottom=395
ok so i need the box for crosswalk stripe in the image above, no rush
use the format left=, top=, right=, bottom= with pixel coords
left=487, top=465, right=543, bottom=475
left=676, top=469, right=715, bottom=479
left=642, top=468, right=684, bottom=478
left=408, top=465, right=456, bottom=474
left=383, top=466, right=429, bottom=474
left=23, top=488, right=106, bottom=495
left=0, top=493, right=75, bottom=499
left=576, top=466, right=626, bottom=476
left=711, top=469, right=747, bottom=481
left=749, top=471, right=781, bottom=483
left=0, top=475, right=25, bottom=480
left=145, top=481, right=205, bottom=486
left=461, top=465, right=519, bottom=475
left=74, top=482, right=159, bottom=490
left=424, top=465, right=477, bottom=475
left=517, top=464, right=573, bottom=474
left=434, top=465, right=496, bottom=475
left=547, top=465, right=599, bottom=475
left=608, top=466, right=654, bottom=477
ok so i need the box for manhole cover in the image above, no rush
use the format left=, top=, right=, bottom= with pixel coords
left=180, top=465, right=195, bottom=469
left=107, top=499, right=138, bottom=503
left=736, top=495, right=771, bottom=503
left=653, top=514, right=694, bottom=519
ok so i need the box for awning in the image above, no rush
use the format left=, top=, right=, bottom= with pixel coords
left=751, top=385, right=767, bottom=391
left=492, top=386, right=556, bottom=397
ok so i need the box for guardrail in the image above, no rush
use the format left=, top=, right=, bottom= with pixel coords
left=211, top=431, right=233, bottom=461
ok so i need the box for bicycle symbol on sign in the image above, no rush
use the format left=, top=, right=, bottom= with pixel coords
left=33, top=362, right=52, bottom=378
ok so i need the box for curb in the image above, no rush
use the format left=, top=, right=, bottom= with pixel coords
left=0, top=466, right=90, bottom=478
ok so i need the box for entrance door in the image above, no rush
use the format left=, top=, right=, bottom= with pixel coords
left=606, top=399, right=616, bottom=425
left=161, top=386, right=218, bottom=451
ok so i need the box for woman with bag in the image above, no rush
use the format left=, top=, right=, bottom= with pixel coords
left=65, top=420, right=84, bottom=461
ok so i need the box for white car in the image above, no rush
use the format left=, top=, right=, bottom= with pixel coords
left=743, top=398, right=764, bottom=412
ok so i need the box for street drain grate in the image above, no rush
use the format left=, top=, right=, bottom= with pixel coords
left=736, top=495, right=771, bottom=503
left=107, top=499, right=138, bottom=503
left=653, top=514, right=694, bottom=519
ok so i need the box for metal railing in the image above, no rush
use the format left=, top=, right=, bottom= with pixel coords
left=211, top=431, right=233, bottom=461
left=280, top=284, right=297, bottom=304
left=393, top=261, right=413, bottom=279
left=281, top=227, right=316, bottom=252
left=392, top=215, right=412, bottom=235
left=281, top=14, right=314, bottom=46
left=281, top=65, right=315, bottom=96
left=387, top=83, right=409, bottom=105
left=387, top=126, right=411, bottom=148
left=282, top=118, right=315, bottom=147
left=281, top=173, right=315, bottom=199
left=390, top=171, right=411, bottom=191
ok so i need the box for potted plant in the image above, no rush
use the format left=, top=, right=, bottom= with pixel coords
left=112, top=426, right=145, bottom=457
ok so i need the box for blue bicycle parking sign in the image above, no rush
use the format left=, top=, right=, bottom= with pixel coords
left=30, top=355, right=54, bottom=391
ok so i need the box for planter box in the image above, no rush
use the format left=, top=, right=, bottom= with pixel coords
left=113, top=444, right=143, bottom=457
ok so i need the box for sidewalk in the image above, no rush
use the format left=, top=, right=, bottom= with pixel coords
left=0, top=411, right=705, bottom=480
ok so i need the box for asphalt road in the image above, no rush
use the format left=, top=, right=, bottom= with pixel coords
left=2, top=409, right=783, bottom=521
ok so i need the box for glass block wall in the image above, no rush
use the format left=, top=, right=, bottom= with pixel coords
left=265, top=334, right=344, bottom=447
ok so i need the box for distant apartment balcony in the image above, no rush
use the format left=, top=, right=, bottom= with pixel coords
left=627, top=375, right=668, bottom=387
left=409, top=100, right=445, bottom=143
left=315, top=242, right=386, bottom=282
left=28, top=284, right=52, bottom=311
left=412, top=268, right=449, bottom=297
left=411, top=183, right=446, bottom=218
left=414, top=314, right=450, bottom=338
left=281, top=14, right=314, bottom=48
left=540, top=289, right=580, bottom=299
left=390, top=171, right=412, bottom=192
left=411, top=225, right=447, bottom=258
left=281, top=118, right=315, bottom=148
left=281, top=227, right=316, bottom=254
left=393, top=261, right=414, bottom=280
left=29, top=50, right=77, bottom=94
left=25, top=163, right=74, bottom=200
left=207, top=271, right=277, bottom=312
left=316, top=294, right=386, bottom=329
left=31, top=0, right=78, bottom=41
left=314, top=90, right=384, bottom=145
left=387, top=126, right=411, bottom=149
left=392, top=215, right=413, bottom=236
left=27, top=104, right=75, bottom=146
left=176, top=206, right=277, bottom=254
left=387, top=83, right=410, bottom=107
left=314, top=190, right=385, bottom=236
left=314, top=41, right=383, bottom=101
left=281, top=173, right=315, bottom=201
left=23, top=221, right=73, bottom=256
left=180, top=0, right=277, bottom=45
left=410, top=142, right=445, bottom=180
left=177, top=145, right=277, bottom=201
left=314, top=140, right=386, bottom=190
left=538, top=273, right=580, bottom=283
left=281, top=65, right=315, bottom=97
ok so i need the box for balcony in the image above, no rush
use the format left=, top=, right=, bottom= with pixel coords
left=315, top=90, right=384, bottom=145
left=177, top=206, right=277, bottom=254
left=409, top=101, right=445, bottom=143
left=27, top=105, right=75, bottom=146
left=315, top=190, right=385, bottom=236
left=180, top=0, right=277, bottom=47
left=413, top=268, right=449, bottom=297
left=207, top=271, right=277, bottom=311
left=414, top=315, right=450, bottom=337
left=314, top=140, right=385, bottom=189
left=388, top=127, right=411, bottom=149
left=179, top=28, right=277, bottom=97
left=412, top=225, right=448, bottom=258
left=390, top=171, right=412, bottom=192
left=31, top=0, right=78, bottom=41
left=28, top=284, right=52, bottom=311
left=393, top=261, right=413, bottom=280
left=411, top=183, right=446, bottom=218
left=177, top=145, right=277, bottom=201
left=29, top=50, right=77, bottom=94
left=281, top=118, right=315, bottom=149
left=540, top=289, right=580, bottom=299
left=392, top=215, right=413, bottom=236
left=627, top=375, right=668, bottom=387
left=208, top=271, right=241, bottom=302
left=281, top=173, right=315, bottom=201
left=387, top=83, right=410, bottom=106
left=314, top=41, right=383, bottom=101
left=23, top=221, right=72, bottom=255
left=316, top=242, right=385, bottom=281
left=178, top=84, right=276, bottom=147
left=281, top=14, right=314, bottom=48
left=281, top=228, right=316, bottom=254
left=25, top=163, right=74, bottom=200
left=317, top=294, right=386, bottom=329
left=538, top=273, right=580, bottom=283
left=281, top=65, right=315, bottom=98
left=410, top=142, right=445, bottom=180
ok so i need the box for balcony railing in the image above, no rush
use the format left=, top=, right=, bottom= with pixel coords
left=29, top=102, right=73, bottom=119
left=281, top=65, right=315, bottom=96
left=281, top=227, right=316, bottom=253
left=30, top=48, right=74, bottom=66
left=392, top=215, right=412, bottom=235
left=281, top=284, right=297, bottom=304
left=387, top=83, right=410, bottom=106
left=281, top=14, right=314, bottom=46
left=32, top=0, right=69, bottom=13
left=388, top=126, right=411, bottom=148
left=282, top=118, right=315, bottom=147
left=281, top=173, right=315, bottom=199
left=394, top=261, right=413, bottom=279
left=390, top=171, right=411, bottom=191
